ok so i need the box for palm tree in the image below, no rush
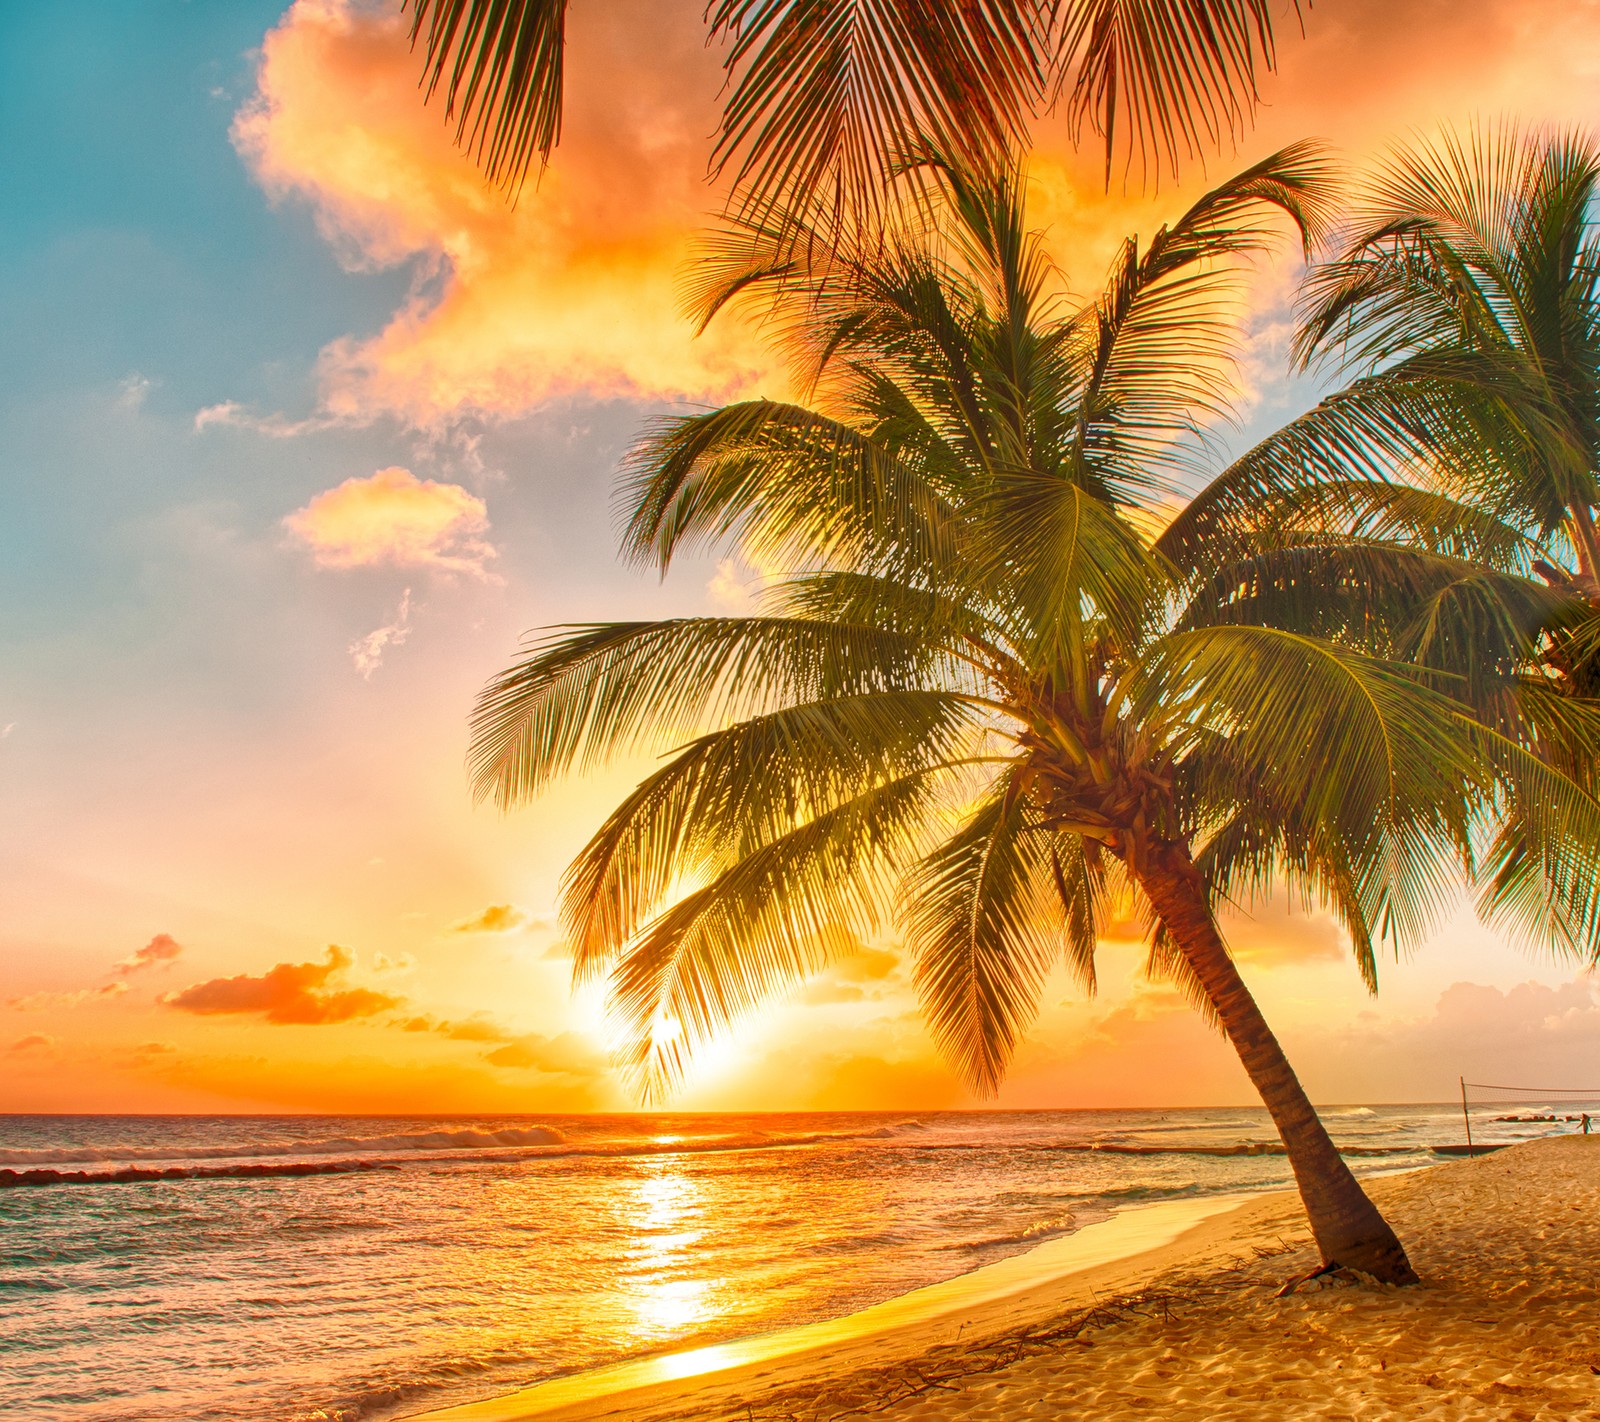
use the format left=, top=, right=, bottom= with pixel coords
left=469, top=146, right=1600, bottom=1283
left=404, top=0, right=1304, bottom=209
left=1166, top=124, right=1600, bottom=947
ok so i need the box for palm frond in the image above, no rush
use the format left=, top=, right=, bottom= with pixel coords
left=1179, top=541, right=1566, bottom=682
left=1157, top=350, right=1570, bottom=575
left=1470, top=715, right=1600, bottom=962
left=904, top=777, right=1067, bottom=1093
left=1138, top=624, right=1486, bottom=945
left=619, top=401, right=957, bottom=578
left=706, top=0, right=1045, bottom=223
left=610, top=768, right=953, bottom=1094
left=1069, top=141, right=1337, bottom=494
left=561, top=688, right=985, bottom=977
left=407, top=0, right=565, bottom=190
left=469, top=617, right=941, bottom=806
left=1053, top=0, right=1299, bottom=188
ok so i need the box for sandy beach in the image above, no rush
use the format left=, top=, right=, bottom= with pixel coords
left=409, top=1136, right=1600, bottom=1422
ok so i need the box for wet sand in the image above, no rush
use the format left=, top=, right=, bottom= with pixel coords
left=405, top=1135, right=1600, bottom=1422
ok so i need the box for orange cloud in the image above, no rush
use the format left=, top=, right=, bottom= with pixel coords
left=235, top=0, right=775, bottom=423
left=7, top=1034, right=55, bottom=1056
left=8, top=982, right=128, bottom=1011
left=800, top=941, right=904, bottom=1005
left=450, top=903, right=528, bottom=934
left=115, top=933, right=183, bottom=974
left=285, top=467, right=493, bottom=575
left=483, top=1031, right=607, bottom=1076
left=165, top=945, right=401, bottom=1025
left=1221, top=896, right=1347, bottom=969
left=116, top=1041, right=178, bottom=1066
left=397, top=1013, right=513, bottom=1043
left=126, top=1048, right=616, bottom=1114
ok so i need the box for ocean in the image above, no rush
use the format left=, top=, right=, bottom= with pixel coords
left=1, top=1105, right=1588, bottom=1422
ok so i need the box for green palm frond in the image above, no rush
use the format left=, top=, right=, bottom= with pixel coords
left=561, top=688, right=985, bottom=977
left=1138, top=624, right=1485, bottom=944
left=619, top=401, right=957, bottom=578
left=470, top=617, right=944, bottom=806
left=1469, top=715, right=1600, bottom=961
left=406, top=0, right=565, bottom=190
left=972, top=472, right=1164, bottom=654
left=1068, top=142, right=1336, bottom=492
left=1294, top=124, right=1600, bottom=573
left=1054, top=0, right=1298, bottom=188
left=608, top=768, right=955, bottom=1094
left=1179, top=541, right=1567, bottom=683
left=411, top=1, right=1306, bottom=205
left=1158, top=348, right=1586, bottom=578
left=903, top=778, right=1068, bottom=1093
left=706, top=0, right=1045, bottom=222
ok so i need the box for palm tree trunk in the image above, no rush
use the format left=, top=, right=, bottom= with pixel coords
left=1133, top=840, right=1419, bottom=1285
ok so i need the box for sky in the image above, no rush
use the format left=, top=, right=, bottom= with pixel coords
left=6, top=0, right=1600, bottom=1115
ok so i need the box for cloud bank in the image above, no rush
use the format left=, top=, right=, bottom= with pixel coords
left=235, top=0, right=774, bottom=424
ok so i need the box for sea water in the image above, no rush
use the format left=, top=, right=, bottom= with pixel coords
left=0, top=1105, right=1586, bottom=1421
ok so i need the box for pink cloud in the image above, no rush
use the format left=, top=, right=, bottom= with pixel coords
left=285, top=467, right=493, bottom=575
left=348, top=587, right=413, bottom=679
left=165, top=945, right=401, bottom=1026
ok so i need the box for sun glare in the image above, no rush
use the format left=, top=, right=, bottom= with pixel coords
left=622, top=1159, right=722, bottom=1342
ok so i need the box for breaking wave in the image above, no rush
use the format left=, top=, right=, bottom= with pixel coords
left=1, top=1159, right=402, bottom=1189
left=0, top=1124, right=910, bottom=1188
left=0, top=1126, right=568, bottom=1170
left=944, top=1213, right=1078, bottom=1252
left=1031, top=1141, right=1419, bottom=1158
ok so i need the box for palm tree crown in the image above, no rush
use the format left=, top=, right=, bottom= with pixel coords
left=1169, top=125, right=1600, bottom=953
left=469, top=146, right=1600, bottom=1281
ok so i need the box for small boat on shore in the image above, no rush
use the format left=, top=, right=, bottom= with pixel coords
left=1430, top=1143, right=1513, bottom=1157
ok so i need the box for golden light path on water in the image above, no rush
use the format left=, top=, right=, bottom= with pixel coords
left=623, top=1153, right=722, bottom=1342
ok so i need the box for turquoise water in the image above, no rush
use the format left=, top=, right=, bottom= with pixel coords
left=0, top=1106, right=1586, bottom=1421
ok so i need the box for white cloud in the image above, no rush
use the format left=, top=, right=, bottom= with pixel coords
left=349, top=588, right=412, bottom=679
left=116, top=374, right=156, bottom=411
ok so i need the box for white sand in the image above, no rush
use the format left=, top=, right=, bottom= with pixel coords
left=405, top=1136, right=1600, bottom=1422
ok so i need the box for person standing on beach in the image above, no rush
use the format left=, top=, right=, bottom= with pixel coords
left=1582, top=1115, right=1591, bottom=1135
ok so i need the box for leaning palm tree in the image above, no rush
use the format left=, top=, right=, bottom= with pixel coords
left=471, top=146, right=1600, bottom=1284
left=1165, top=124, right=1600, bottom=944
left=405, top=0, right=1305, bottom=209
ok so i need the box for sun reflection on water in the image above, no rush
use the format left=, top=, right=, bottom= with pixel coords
left=623, top=1156, right=722, bottom=1342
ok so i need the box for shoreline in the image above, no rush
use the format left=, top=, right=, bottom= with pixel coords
left=404, top=1137, right=1600, bottom=1421
left=399, top=1189, right=1286, bottom=1422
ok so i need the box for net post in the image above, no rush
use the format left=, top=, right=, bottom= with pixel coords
left=1460, top=1076, right=1474, bottom=1159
